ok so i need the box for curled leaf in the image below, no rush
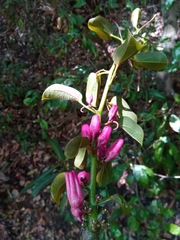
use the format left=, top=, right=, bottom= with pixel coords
left=74, top=148, right=87, bottom=169
left=88, top=15, right=113, bottom=40
left=86, top=72, right=101, bottom=107
left=42, top=84, right=82, bottom=102
left=131, top=8, right=141, bottom=29
left=51, top=172, right=66, bottom=205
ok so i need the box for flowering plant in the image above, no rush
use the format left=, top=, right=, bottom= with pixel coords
left=42, top=9, right=168, bottom=239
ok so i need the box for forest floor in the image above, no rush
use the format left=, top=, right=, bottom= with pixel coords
left=0, top=1, right=180, bottom=240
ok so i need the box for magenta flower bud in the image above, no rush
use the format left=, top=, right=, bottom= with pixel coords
left=89, top=114, right=101, bottom=139
left=108, top=105, right=118, bottom=122
left=81, top=124, right=92, bottom=141
left=65, top=170, right=84, bottom=222
left=104, top=138, right=124, bottom=162
left=86, top=93, right=93, bottom=105
left=77, top=171, right=90, bottom=186
left=97, top=126, right=112, bottom=147
left=97, top=144, right=107, bottom=160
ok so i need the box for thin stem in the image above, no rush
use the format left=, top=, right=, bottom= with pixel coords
left=110, top=34, right=123, bottom=43
left=89, top=154, right=98, bottom=208
left=136, top=13, right=158, bottom=35
left=98, top=63, right=118, bottom=117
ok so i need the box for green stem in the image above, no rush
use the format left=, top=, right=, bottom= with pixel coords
left=89, top=154, right=98, bottom=214
left=98, top=63, right=118, bottom=117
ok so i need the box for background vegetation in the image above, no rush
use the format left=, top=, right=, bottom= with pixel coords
left=0, top=0, right=180, bottom=239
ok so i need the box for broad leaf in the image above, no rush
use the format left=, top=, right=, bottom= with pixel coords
left=111, top=96, right=137, bottom=123
left=64, top=136, right=90, bottom=159
left=119, top=117, right=144, bottom=145
left=86, top=72, right=101, bottom=107
left=131, top=8, right=141, bottom=29
left=74, top=148, right=87, bottom=169
left=169, top=223, right=180, bottom=235
left=132, top=52, right=168, bottom=70
left=169, top=114, right=180, bottom=133
left=42, top=84, right=83, bottom=103
left=113, top=30, right=143, bottom=66
left=51, top=172, right=66, bottom=205
left=131, top=164, right=154, bottom=186
left=88, top=15, right=113, bottom=40
left=96, top=162, right=112, bottom=187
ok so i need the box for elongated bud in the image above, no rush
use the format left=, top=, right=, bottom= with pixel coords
left=97, top=126, right=112, bottom=147
left=97, top=145, right=107, bottom=160
left=65, top=170, right=84, bottom=222
left=77, top=171, right=90, bottom=186
left=86, top=93, right=93, bottom=106
left=108, top=105, right=118, bottom=122
left=89, top=114, right=101, bottom=139
left=81, top=124, right=92, bottom=141
left=104, top=138, right=124, bottom=162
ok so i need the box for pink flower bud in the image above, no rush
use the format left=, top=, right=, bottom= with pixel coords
left=104, top=138, right=124, bottom=162
left=65, top=170, right=84, bottom=222
left=97, top=126, right=112, bottom=147
left=77, top=171, right=90, bottom=186
left=108, top=105, right=118, bottom=122
left=86, top=93, right=93, bottom=106
left=89, top=114, right=101, bottom=139
left=81, top=124, right=92, bottom=141
left=97, top=144, right=107, bottom=160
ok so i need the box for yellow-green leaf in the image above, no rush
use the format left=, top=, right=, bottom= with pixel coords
left=96, top=162, right=112, bottom=187
left=131, top=8, right=141, bottom=29
left=42, top=84, right=82, bottom=102
left=111, top=96, right=137, bottom=123
left=74, top=148, right=87, bottom=169
left=119, top=117, right=144, bottom=145
left=88, top=15, right=113, bottom=40
left=86, top=72, right=101, bottom=107
left=51, top=172, right=66, bottom=205
left=113, top=30, right=143, bottom=66
left=64, top=136, right=90, bottom=159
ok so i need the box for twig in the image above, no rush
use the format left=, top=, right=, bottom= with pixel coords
left=154, top=173, right=180, bottom=180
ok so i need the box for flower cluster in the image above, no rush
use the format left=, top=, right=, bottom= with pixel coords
left=65, top=170, right=90, bottom=222
left=81, top=105, right=124, bottom=162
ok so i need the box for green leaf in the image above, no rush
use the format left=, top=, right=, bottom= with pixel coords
left=111, top=96, right=137, bottom=122
left=131, top=8, right=141, bottom=29
left=164, top=0, right=175, bottom=9
left=128, top=216, right=139, bottom=231
left=119, top=117, right=144, bottom=145
left=40, top=119, right=48, bottom=130
left=174, top=93, right=180, bottom=103
left=113, top=30, right=143, bottom=66
left=133, top=52, right=168, bottom=70
left=51, top=172, right=66, bottom=205
left=86, top=72, right=101, bottom=107
left=131, top=164, right=154, bottom=185
left=96, top=162, right=112, bottom=187
left=88, top=15, right=113, bottom=40
left=169, top=114, right=180, bottom=133
left=74, top=0, right=86, bottom=8
left=169, top=223, right=180, bottom=235
left=64, top=136, right=90, bottom=159
left=42, top=84, right=83, bottom=103
left=74, top=148, right=87, bottom=169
